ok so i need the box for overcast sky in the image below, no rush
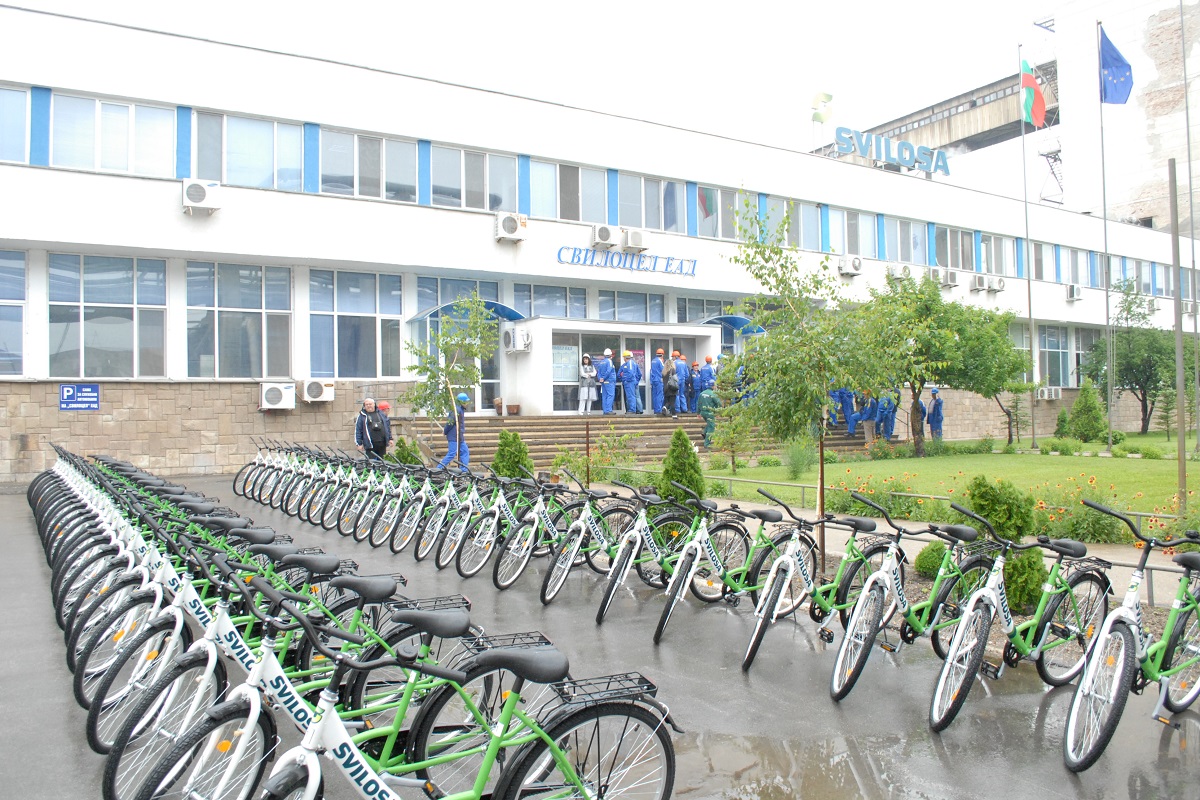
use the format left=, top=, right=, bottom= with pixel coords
left=26, top=0, right=1056, bottom=151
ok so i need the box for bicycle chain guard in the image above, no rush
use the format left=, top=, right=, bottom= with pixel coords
left=899, top=620, right=918, bottom=644
left=1003, top=641, right=1021, bottom=668
left=809, top=601, right=828, bottom=623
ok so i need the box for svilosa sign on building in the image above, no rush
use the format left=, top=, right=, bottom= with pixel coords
left=833, top=127, right=951, bottom=176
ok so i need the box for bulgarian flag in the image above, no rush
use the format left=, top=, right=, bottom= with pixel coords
left=1021, top=60, right=1046, bottom=127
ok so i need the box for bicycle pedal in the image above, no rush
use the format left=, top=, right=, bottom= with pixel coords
left=818, top=627, right=835, bottom=644
left=941, top=602, right=960, bottom=618
left=878, top=640, right=898, bottom=653
left=980, top=661, right=1004, bottom=680
left=1153, top=714, right=1182, bottom=730
left=723, top=595, right=741, bottom=607
left=1049, top=622, right=1071, bottom=639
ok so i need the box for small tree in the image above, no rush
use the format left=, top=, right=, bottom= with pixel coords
left=1007, top=391, right=1032, bottom=443
left=657, top=427, right=705, bottom=501
left=387, top=437, right=424, bottom=466
left=1054, top=408, right=1071, bottom=438
left=1068, top=379, right=1107, bottom=443
left=1156, top=387, right=1178, bottom=441
left=401, top=293, right=499, bottom=421
left=709, top=402, right=762, bottom=475
left=491, top=430, right=533, bottom=478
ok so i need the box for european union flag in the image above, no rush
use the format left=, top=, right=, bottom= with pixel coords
left=1100, top=26, right=1133, bottom=104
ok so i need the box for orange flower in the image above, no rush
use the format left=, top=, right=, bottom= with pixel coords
left=1088, top=477, right=1096, bottom=485
left=1048, top=514, right=1056, bottom=521
left=947, top=489, right=954, bottom=494
left=1136, top=491, right=1144, bottom=498
left=918, top=499, right=925, bottom=504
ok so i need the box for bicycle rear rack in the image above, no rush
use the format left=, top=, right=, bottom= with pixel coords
left=959, top=538, right=1002, bottom=561
left=1065, top=556, right=1112, bottom=577
left=461, top=631, right=553, bottom=654
left=387, top=593, right=472, bottom=612
left=550, top=672, right=658, bottom=706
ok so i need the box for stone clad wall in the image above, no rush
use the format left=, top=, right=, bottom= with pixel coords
left=922, top=387, right=1147, bottom=442
left=1, top=381, right=414, bottom=483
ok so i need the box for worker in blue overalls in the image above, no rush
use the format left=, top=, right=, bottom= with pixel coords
left=674, top=352, right=691, bottom=414
left=699, top=356, right=717, bottom=393
left=617, top=350, right=643, bottom=414
left=649, top=348, right=666, bottom=415
left=594, top=348, right=616, bottom=414
left=928, top=387, right=944, bottom=439
left=438, top=392, right=470, bottom=471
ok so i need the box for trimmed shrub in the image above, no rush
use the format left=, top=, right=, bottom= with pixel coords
left=914, top=541, right=947, bottom=579
left=491, top=430, right=533, bottom=478
left=1141, top=445, right=1164, bottom=460
left=1040, top=437, right=1083, bottom=456
left=657, top=427, right=705, bottom=501
left=707, top=453, right=731, bottom=471
left=1055, top=409, right=1071, bottom=438
left=757, top=455, right=782, bottom=468
left=1110, top=429, right=1127, bottom=445
left=1068, top=379, right=1107, bottom=442
left=785, top=437, right=819, bottom=479
left=387, top=436, right=424, bottom=466
left=965, top=474, right=1047, bottom=610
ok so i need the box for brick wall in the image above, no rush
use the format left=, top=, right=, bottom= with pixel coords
left=1, top=380, right=413, bottom=483
left=910, top=387, right=1149, bottom=442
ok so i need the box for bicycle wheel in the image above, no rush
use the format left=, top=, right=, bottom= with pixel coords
left=54, top=547, right=119, bottom=628
left=689, top=523, right=749, bottom=603
left=1063, top=622, right=1136, bottom=772
left=435, top=510, right=474, bottom=570
left=300, top=479, right=332, bottom=525
left=456, top=514, right=499, bottom=579
left=929, top=555, right=993, bottom=660
left=1036, top=571, right=1110, bottom=687
left=389, top=496, right=427, bottom=555
left=635, top=513, right=690, bottom=589
left=493, top=702, right=675, bottom=800
left=493, top=523, right=536, bottom=590
left=231, top=462, right=257, bottom=497
left=836, top=543, right=900, bottom=630
left=279, top=475, right=309, bottom=518
left=252, top=467, right=280, bottom=505
left=830, top=584, right=885, bottom=702
left=596, top=543, right=634, bottom=625
left=103, top=651, right=228, bottom=800
left=745, top=530, right=818, bottom=617
left=929, top=604, right=992, bottom=732
left=86, top=613, right=186, bottom=753
left=336, top=486, right=368, bottom=535
left=368, top=495, right=402, bottom=548
left=414, top=500, right=450, bottom=561
left=74, top=593, right=160, bottom=709
left=319, top=483, right=351, bottom=530
left=354, top=490, right=385, bottom=542
left=130, top=697, right=278, bottom=800
left=654, top=550, right=695, bottom=645
left=587, top=505, right=636, bottom=575
left=743, top=569, right=786, bottom=671
left=1163, top=607, right=1200, bottom=713
left=268, top=472, right=294, bottom=510
left=541, top=525, right=585, bottom=605
left=258, top=762, right=322, bottom=800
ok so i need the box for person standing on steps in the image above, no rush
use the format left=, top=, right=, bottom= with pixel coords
left=438, top=392, right=471, bottom=471
left=618, top=350, right=642, bottom=415
left=928, top=387, right=944, bottom=439
left=662, top=352, right=681, bottom=417
left=578, top=353, right=597, bottom=415
left=649, top=348, right=666, bottom=415
left=594, top=348, right=616, bottom=414
left=698, top=386, right=721, bottom=447
left=687, top=361, right=702, bottom=413
left=673, top=352, right=690, bottom=414
left=699, top=356, right=716, bottom=393
left=355, top=397, right=393, bottom=460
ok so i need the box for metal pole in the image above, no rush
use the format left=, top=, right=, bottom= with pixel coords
left=1180, top=0, right=1199, bottom=452
left=1098, top=22, right=1116, bottom=451
left=1171, top=159, right=1187, bottom=514
left=585, top=416, right=591, bottom=487
left=818, top=432, right=826, bottom=574
left=1020, top=46, right=1039, bottom=449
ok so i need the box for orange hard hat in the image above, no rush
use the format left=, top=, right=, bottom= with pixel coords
left=656, top=348, right=664, bottom=355
left=692, top=362, right=699, bottom=368
left=705, top=356, right=713, bottom=363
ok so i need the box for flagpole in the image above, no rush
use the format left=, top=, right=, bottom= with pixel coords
left=1098, top=21, right=1116, bottom=452
left=1181, top=0, right=1199, bottom=453
left=1020, top=45, right=1038, bottom=449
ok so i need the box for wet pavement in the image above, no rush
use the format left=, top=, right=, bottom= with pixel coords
left=5, top=472, right=1199, bottom=800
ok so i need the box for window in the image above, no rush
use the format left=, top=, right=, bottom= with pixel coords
left=1010, top=323, right=1032, bottom=384
left=763, top=197, right=787, bottom=240
left=677, top=298, right=729, bottom=322
left=1075, top=328, right=1102, bottom=384
left=0, top=87, right=27, bottom=163
left=1039, top=324, right=1070, bottom=388
left=196, top=112, right=302, bottom=190
left=1129, top=259, right=1151, bottom=295
left=529, top=160, right=557, bottom=218
left=1154, top=262, right=1175, bottom=297
left=934, top=225, right=974, bottom=271
left=310, top=270, right=403, bottom=378
left=618, top=173, right=642, bottom=227
left=787, top=202, right=821, bottom=251
left=553, top=164, right=606, bottom=223
left=1030, top=241, right=1053, bottom=280
left=1060, top=247, right=1087, bottom=286
left=0, top=250, right=25, bottom=374
left=414, top=277, right=498, bottom=314
left=186, top=262, right=291, bottom=379
left=1183, top=267, right=1195, bottom=301
left=980, top=234, right=1015, bottom=276
left=320, top=129, right=354, bottom=195
left=315, top=129, right=418, bottom=200
left=697, top=186, right=719, bottom=237
left=48, top=254, right=167, bottom=378
left=598, top=291, right=665, bottom=322
left=883, top=217, right=928, bottom=265
left=513, top=284, right=586, bottom=318
left=720, top=190, right=757, bottom=240
left=52, top=95, right=174, bottom=176
left=836, top=209, right=877, bottom=258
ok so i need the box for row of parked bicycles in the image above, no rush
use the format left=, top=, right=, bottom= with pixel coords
left=232, top=439, right=1200, bottom=774
left=29, top=445, right=679, bottom=800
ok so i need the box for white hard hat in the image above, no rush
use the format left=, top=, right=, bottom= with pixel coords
left=603, top=348, right=612, bottom=356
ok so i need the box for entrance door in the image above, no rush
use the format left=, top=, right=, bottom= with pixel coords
left=623, top=336, right=647, bottom=412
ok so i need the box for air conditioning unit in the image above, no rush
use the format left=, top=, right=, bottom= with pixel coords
left=591, top=225, right=620, bottom=250
left=886, top=263, right=911, bottom=282
left=495, top=212, right=527, bottom=242
left=838, top=256, right=862, bottom=276
left=929, top=267, right=942, bottom=285
left=942, top=269, right=959, bottom=288
left=970, top=273, right=988, bottom=292
left=1146, top=297, right=1159, bottom=314
left=1066, top=284, right=1084, bottom=301
left=502, top=326, right=531, bottom=353
left=182, top=179, right=221, bottom=215
left=300, top=379, right=335, bottom=403
left=622, top=229, right=648, bottom=253
left=1185, top=301, right=1196, bottom=316
left=260, top=382, right=296, bottom=411
left=1036, top=387, right=1049, bottom=400
left=987, top=277, right=1006, bottom=293
left=1049, top=386, right=1062, bottom=400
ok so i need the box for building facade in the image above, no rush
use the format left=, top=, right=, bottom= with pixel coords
left=0, top=7, right=1193, bottom=480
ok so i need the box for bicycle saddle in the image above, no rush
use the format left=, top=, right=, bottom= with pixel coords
left=749, top=509, right=782, bottom=523
left=247, top=543, right=302, bottom=562
left=842, top=517, right=877, bottom=532
left=1174, top=551, right=1200, bottom=572
left=227, top=527, right=279, bottom=546
left=280, top=552, right=342, bottom=576
left=188, top=514, right=254, bottom=530
left=1045, top=538, right=1087, bottom=559
left=390, top=608, right=471, bottom=639
left=330, top=575, right=398, bottom=604
left=472, top=646, right=570, bottom=684
left=940, top=524, right=978, bottom=543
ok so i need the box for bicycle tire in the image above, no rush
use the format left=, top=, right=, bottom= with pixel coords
left=493, top=522, right=536, bottom=590
left=252, top=467, right=280, bottom=505
left=743, top=568, right=787, bottom=671
left=62, top=557, right=128, bottom=636
left=491, top=701, right=675, bottom=800
left=654, top=549, right=695, bottom=644
left=51, top=532, right=111, bottom=594
left=268, top=471, right=294, bottom=510
left=334, top=486, right=366, bottom=535
left=353, top=490, right=385, bottom=543
left=831, top=583, right=885, bottom=702
left=319, top=483, right=351, bottom=530
left=413, top=499, right=449, bottom=560
left=1162, top=606, right=1200, bottom=713
left=388, top=496, right=425, bottom=554
left=929, top=555, right=993, bottom=661
left=596, top=543, right=633, bottom=625
left=689, top=523, right=750, bottom=603
left=281, top=475, right=310, bottom=518
left=367, top=495, right=402, bottom=549
left=130, top=697, right=278, bottom=800
left=540, top=525, right=584, bottom=605
left=835, top=543, right=900, bottom=630
left=74, top=592, right=162, bottom=709
left=259, top=762, right=323, bottom=800
left=231, top=462, right=257, bottom=497
left=299, top=479, right=330, bottom=524
left=929, top=604, right=992, bottom=732
left=456, top=514, right=499, bottom=579
left=586, top=504, right=636, bottom=575
left=435, top=510, right=473, bottom=570
left=1035, top=570, right=1110, bottom=687
left=102, top=650, right=228, bottom=800
left=66, top=574, right=143, bottom=665
left=635, top=512, right=690, bottom=589
left=54, top=546, right=120, bottom=628
left=1063, top=621, right=1137, bottom=772
left=745, top=529, right=817, bottom=617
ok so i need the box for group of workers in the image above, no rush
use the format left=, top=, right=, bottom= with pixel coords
left=828, top=386, right=944, bottom=441
left=579, top=348, right=726, bottom=417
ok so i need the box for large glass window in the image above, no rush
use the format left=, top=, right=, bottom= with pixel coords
left=787, top=202, right=821, bottom=251
left=320, top=129, right=354, bottom=195
left=431, top=145, right=461, bottom=207
left=720, top=190, right=757, bottom=240
left=385, top=139, right=417, bottom=202
left=48, top=254, right=167, bottom=378
left=1039, top=325, right=1070, bottom=388
left=981, top=234, right=1015, bottom=276
left=763, top=197, right=787, bottom=240
left=513, top=284, right=585, bottom=318
left=1075, top=328, right=1102, bottom=384
left=1030, top=241, right=1053, bottom=281
left=598, top=291, right=664, bottom=322
left=198, top=112, right=302, bottom=190
left=529, top=160, right=557, bottom=218
left=677, top=297, right=731, bottom=322
left=0, top=250, right=25, bottom=374
left=580, top=168, right=607, bottom=224
left=883, top=217, right=928, bottom=265
left=187, top=262, right=291, bottom=378
left=310, top=270, right=405, bottom=378
left=52, top=95, right=174, bottom=176
left=697, top=186, right=719, bottom=237
left=841, top=209, right=877, bottom=258
left=618, top=173, right=642, bottom=227
left=934, top=225, right=975, bottom=271
left=0, top=87, right=27, bottom=163
left=1062, top=247, right=1086, bottom=285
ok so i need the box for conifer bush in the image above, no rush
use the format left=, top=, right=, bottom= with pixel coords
left=491, top=429, right=533, bottom=478
left=1068, top=379, right=1107, bottom=443
left=657, top=427, right=706, bottom=501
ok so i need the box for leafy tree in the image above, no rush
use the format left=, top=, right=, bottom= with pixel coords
left=386, top=437, right=424, bottom=466
left=1068, top=379, right=1107, bottom=443
left=491, top=430, right=533, bottom=478
left=657, top=427, right=705, bottom=501
left=400, top=293, right=499, bottom=420
left=709, top=402, right=762, bottom=475
left=1082, top=280, right=1174, bottom=433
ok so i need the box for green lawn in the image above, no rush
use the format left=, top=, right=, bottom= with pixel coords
left=702, top=442, right=1195, bottom=515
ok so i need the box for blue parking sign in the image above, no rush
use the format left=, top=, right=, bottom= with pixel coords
left=59, top=383, right=100, bottom=411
